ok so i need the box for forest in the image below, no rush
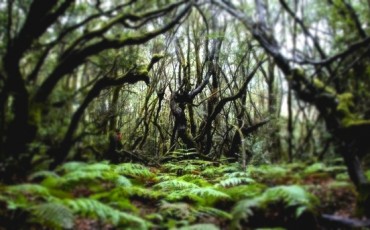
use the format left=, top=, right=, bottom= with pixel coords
left=1, top=0, right=370, bottom=229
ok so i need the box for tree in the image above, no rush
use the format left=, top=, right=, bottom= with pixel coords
left=0, top=0, right=192, bottom=183
left=211, top=0, right=370, bottom=215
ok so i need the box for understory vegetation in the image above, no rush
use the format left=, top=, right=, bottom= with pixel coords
left=1, top=0, right=370, bottom=229
left=0, top=158, right=363, bottom=229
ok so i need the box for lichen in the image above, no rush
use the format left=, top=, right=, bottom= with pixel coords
left=313, top=78, right=336, bottom=95
left=289, top=69, right=370, bottom=128
left=137, top=65, right=149, bottom=76
left=152, top=53, right=165, bottom=61
left=336, top=93, right=370, bottom=127
left=337, top=93, right=354, bottom=117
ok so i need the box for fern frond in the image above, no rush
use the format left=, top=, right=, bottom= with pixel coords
left=57, top=161, right=87, bottom=173
left=165, top=190, right=189, bottom=202
left=231, top=198, right=260, bottom=229
left=216, top=177, right=255, bottom=188
left=64, top=198, right=149, bottom=229
left=126, top=186, right=162, bottom=200
left=183, top=164, right=199, bottom=172
left=304, top=162, right=346, bottom=175
left=154, top=179, right=199, bottom=191
left=262, top=185, right=318, bottom=213
left=115, top=175, right=132, bottom=187
left=30, top=202, right=74, bottom=229
left=223, top=184, right=266, bottom=200
left=82, top=162, right=111, bottom=172
left=156, top=174, right=175, bottom=182
left=179, top=175, right=211, bottom=187
left=303, top=163, right=325, bottom=174
left=247, top=165, right=289, bottom=179
left=61, top=170, right=104, bottom=184
left=178, top=223, right=220, bottom=230
left=225, top=172, right=250, bottom=178
left=189, top=188, right=230, bottom=200
left=55, top=169, right=131, bottom=188
left=161, top=163, right=181, bottom=173
left=201, top=163, right=240, bottom=179
left=90, top=188, right=137, bottom=212
left=196, top=206, right=232, bottom=220
left=165, top=187, right=230, bottom=204
left=231, top=185, right=318, bottom=229
left=114, top=163, right=155, bottom=180
left=201, top=167, right=222, bottom=178
left=29, top=171, right=60, bottom=181
left=159, top=201, right=195, bottom=221
left=7, top=184, right=50, bottom=197
left=1, top=184, right=51, bottom=210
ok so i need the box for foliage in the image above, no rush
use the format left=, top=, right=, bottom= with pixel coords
left=0, top=160, right=361, bottom=229
left=231, top=185, right=318, bottom=229
left=64, top=198, right=149, bottom=229
left=30, top=203, right=74, bottom=229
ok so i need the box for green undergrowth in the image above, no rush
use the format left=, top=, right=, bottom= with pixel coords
left=0, top=159, right=356, bottom=229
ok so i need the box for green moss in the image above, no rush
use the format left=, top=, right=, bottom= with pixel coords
left=137, top=65, right=149, bottom=76
left=28, top=103, right=42, bottom=126
left=337, top=93, right=354, bottom=116
left=313, top=78, right=336, bottom=95
left=152, top=53, right=165, bottom=61
left=342, top=119, right=370, bottom=127
left=335, top=93, right=370, bottom=127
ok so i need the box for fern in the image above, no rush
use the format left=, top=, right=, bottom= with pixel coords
left=188, top=188, right=230, bottom=200
left=231, top=198, right=262, bottom=229
left=90, top=188, right=138, bottom=212
left=159, top=201, right=195, bottom=221
left=165, top=189, right=190, bottom=202
left=4, top=184, right=52, bottom=210
left=196, top=206, right=232, bottom=220
left=225, top=172, right=250, bottom=178
left=303, top=162, right=325, bottom=174
left=30, top=202, right=74, bottom=229
left=201, top=163, right=240, bottom=179
left=114, top=163, right=155, bottom=180
left=178, top=223, right=220, bottom=230
left=29, top=170, right=60, bottom=181
left=6, top=184, right=51, bottom=197
left=231, top=185, right=318, bottom=229
left=156, top=174, right=176, bottom=182
left=154, top=179, right=199, bottom=191
left=183, top=164, right=199, bottom=173
left=61, top=170, right=104, bottom=184
left=201, top=167, right=221, bottom=178
left=161, top=162, right=181, bottom=173
left=64, top=198, right=149, bottom=229
left=223, top=184, right=266, bottom=201
left=216, top=177, right=255, bottom=188
left=247, top=165, right=289, bottom=179
left=179, top=175, right=211, bottom=187
left=115, top=175, right=132, bottom=186
left=166, top=187, right=230, bottom=204
left=82, top=162, right=112, bottom=172
left=57, top=161, right=88, bottom=173
left=304, top=162, right=347, bottom=175
left=46, top=168, right=131, bottom=189
left=126, top=186, right=163, bottom=200
left=262, top=185, right=317, bottom=215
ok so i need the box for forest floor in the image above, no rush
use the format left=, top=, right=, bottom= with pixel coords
left=0, top=158, right=368, bottom=229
